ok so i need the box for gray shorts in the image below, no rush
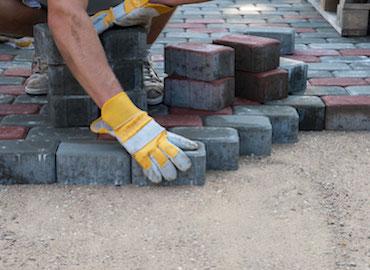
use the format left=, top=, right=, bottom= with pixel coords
left=25, top=0, right=122, bottom=14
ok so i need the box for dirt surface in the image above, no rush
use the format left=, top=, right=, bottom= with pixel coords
left=0, top=131, right=369, bottom=270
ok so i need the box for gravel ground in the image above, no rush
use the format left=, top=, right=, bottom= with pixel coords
left=0, top=131, right=369, bottom=270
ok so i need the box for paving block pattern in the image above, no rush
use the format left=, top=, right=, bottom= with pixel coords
left=164, top=76, right=235, bottom=111
left=280, top=57, right=308, bottom=94
left=132, top=142, right=206, bottom=186
left=1, top=114, right=50, bottom=128
left=266, top=95, right=326, bottom=130
left=243, top=27, right=296, bottom=55
left=322, top=96, right=370, bottom=130
left=170, top=106, right=232, bottom=116
left=235, top=69, right=288, bottom=102
left=26, top=127, right=96, bottom=141
left=154, top=115, right=203, bottom=128
left=204, top=115, right=272, bottom=156
left=171, top=127, right=239, bottom=170
left=0, top=126, right=29, bottom=140
left=0, top=140, right=58, bottom=184
left=234, top=105, right=299, bottom=144
left=165, top=43, right=235, bottom=81
left=213, top=34, right=280, bottom=72
left=57, top=141, right=131, bottom=185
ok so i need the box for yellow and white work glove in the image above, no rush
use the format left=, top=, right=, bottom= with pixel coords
left=90, top=92, right=198, bottom=184
left=91, top=0, right=174, bottom=34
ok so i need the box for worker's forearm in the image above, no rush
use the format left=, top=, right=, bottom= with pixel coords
left=48, top=1, right=121, bottom=108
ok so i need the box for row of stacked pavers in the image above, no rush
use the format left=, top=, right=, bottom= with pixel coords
left=34, top=24, right=147, bottom=127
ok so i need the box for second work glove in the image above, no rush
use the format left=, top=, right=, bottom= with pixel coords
left=90, top=92, right=198, bottom=184
left=92, top=0, right=174, bottom=34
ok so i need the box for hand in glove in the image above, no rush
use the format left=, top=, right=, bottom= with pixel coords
left=90, top=92, right=198, bottom=183
left=91, top=0, right=173, bottom=34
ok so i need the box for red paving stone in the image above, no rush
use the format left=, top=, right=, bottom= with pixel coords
left=4, top=68, right=32, bottom=77
left=322, top=95, right=370, bottom=106
left=98, top=134, right=116, bottom=141
left=233, top=97, right=261, bottom=106
left=309, top=77, right=368, bottom=87
left=294, top=28, right=316, bottom=33
left=166, top=23, right=206, bottom=29
left=0, top=54, right=14, bottom=61
left=0, top=85, right=26, bottom=95
left=285, top=55, right=321, bottom=63
left=0, top=104, right=40, bottom=116
left=186, top=19, right=225, bottom=24
left=249, top=23, right=290, bottom=28
left=170, top=106, right=232, bottom=116
left=189, top=28, right=228, bottom=34
left=154, top=115, right=203, bottom=128
left=0, top=126, right=29, bottom=140
left=365, top=78, right=370, bottom=84
left=340, top=49, right=370, bottom=56
left=294, top=49, right=340, bottom=56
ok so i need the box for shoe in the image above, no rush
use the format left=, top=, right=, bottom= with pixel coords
left=25, top=56, right=48, bottom=95
left=144, top=55, right=164, bottom=105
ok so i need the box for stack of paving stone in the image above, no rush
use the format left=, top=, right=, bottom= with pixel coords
left=34, top=24, right=147, bottom=128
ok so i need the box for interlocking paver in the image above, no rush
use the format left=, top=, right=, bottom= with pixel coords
left=0, top=94, right=14, bottom=104
left=309, top=78, right=367, bottom=87
left=3, top=68, right=32, bottom=77
left=346, top=86, right=370, bottom=96
left=299, top=86, right=349, bottom=96
left=0, top=126, right=29, bottom=140
left=1, top=114, right=50, bottom=127
left=0, top=85, right=25, bottom=95
left=170, top=106, right=232, bottom=116
left=0, top=76, right=24, bottom=85
left=14, top=95, right=48, bottom=104
left=154, top=115, right=203, bottom=128
left=0, top=104, right=40, bottom=116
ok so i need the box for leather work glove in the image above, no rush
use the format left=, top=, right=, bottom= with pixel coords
left=90, top=92, right=198, bottom=184
left=91, top=0, right=174, bottom=34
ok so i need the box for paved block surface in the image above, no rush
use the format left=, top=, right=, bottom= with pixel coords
left=48, top=96, right=99, bottom=128
left=0, top=140, right=58, bottom=184
left=299, top=86, right=349, bottom=96
left=148, top=104, right=169, bottom=116
left=14, top=95, right=48, bottom=105
left=170, top=106, right=232, bottom=116
left=165, top=42, right=235, bottom=81
left=0, top=104, right=40, bottom=116
left=111, top=61, right=144, bottom=92
left=280, top=57, right=308, bottom=94
left=27, top=127, right=96, bottom=141
left=0, top=85, right=25, bottom=96
left=235, top=69, right=288, bottom=102
left=213, top=34, right=280, bottom=72
left=266, top=95, right=326, bottom=130
left=322, top=96, right=370, bottom=130
left=0, top=94, right=14, bottom=104
left=34, top=24, right=64, bottom=65
left=132, top=141, right=206, bottom=186
left=346, top=86, right=370, bottom=96
left=171, top=127, right=239, bottom=170
left=234, top=105, right=299, bottom=144
left=243, top=27, right=296, bottom=54
left=48, top=65, right=86, bottom=96
left=1, top=114, right=50, bottom=127
left=164, top=76, right=235, bottom=111
left=57, top=141, right=131, bottom=185
left=0, top=126, right=29, bottom=140
left=204, top=115, right=272, bottom=156
left=154, top=115, right=203, bottom=128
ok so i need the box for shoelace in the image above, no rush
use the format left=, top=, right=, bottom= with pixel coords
left=143, top=57, right=162, bottom=83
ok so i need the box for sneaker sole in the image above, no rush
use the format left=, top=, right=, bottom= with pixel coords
left=25, top=86, right=48, bottom=95
left=147, top=95, right=163, bottom=106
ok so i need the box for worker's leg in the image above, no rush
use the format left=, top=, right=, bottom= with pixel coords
left=0, top=0, right=46, bottom=37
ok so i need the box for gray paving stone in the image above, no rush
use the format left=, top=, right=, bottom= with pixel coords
left=0, top=140, right=58, bottom=184
left=0, top=61, right=32, bottom=69
left=166, top=32, right=210, bottom=39
left=320, top=56, right=370, bottom=63
left=48, top=65, right=85, bottom=96
left=164, top=76, right=235, bottom=111
left=0, top=76, right=24, bottom=85
left=1, top=114, right=50, bottom=127
left=280, top=57, right=308, bottom=94
left=346, top=86, right=370, bottom=96
left=233, top=105, right=299, bottom=144
left=171, top=127, right=239, bottom=170
left=132, top=141, right=206, bottom=186
left=39, top=104, right=49, bottom=116
left=110, top=61, right=144, bottom=92
left=307, top=70, right=334, bottom=78
left=295, top=38, right=326, bottom=44
left=308, top=43, right=356, bottom=50
left=48, top=96, right=99, bottom=128
left=26, top=127, right=95, bottom=142
left=148, top=104, right=169, bottom=116
left=241, top=27, right=296, bottom=54
left=34, top=24, right=63, bottom=65
left=299, top=32, right=340, bottom=38
left=203, top=115, right=272, bottom=156
left=350, top=62, right=370, bottom=70
left=14, top=95, right=48, bottom=105
left=308, top=63, right=351, bottom=71
left=13, top=52, right=34, bottom=62
left=165, top=43, right=235, bottom=81
left=56, top=141, right=131, bottom=185
left=356, top=43, right=370, bottom=49
left=333, top=70, right=370, bottom=78
left=265, top=96, right=325, bottom=130
left=126, top=90, right=147, bottom=111
left=298, top=86, right=349, bottom=96
left=294, top=44, right=308, bottom=50
left=0, top=94, right=14, bottom=104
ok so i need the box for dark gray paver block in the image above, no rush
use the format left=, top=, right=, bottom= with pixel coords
left=33, top=24, right=63, bottom=65
left=1, top=114, right=50, bottom=127
left=48, top=95, right=100, bottom=128
left=213, top=34, right=280, bottom=72
left=14, top=94, right=48, bottom=105
left=280, top=57, right=308, bottom=94
left=0, top=76, right=24, bottom=86
left=242, top=27, right=295, bottom=55
left=27, top=127, right=96, bottom=141
left=126, top=90, right=147, bottom=111
left=204, top=115, right=272, bottom=156
left=170, top=127, right=239, bottom=170
left=0, top=140, right=58, bottom=184
left=234, top=105, right=299, bottom=144
left=266, top=96, right=325, bottom=131
left=296, top=86, right=349, bottom=96
left=48, top=65, right=85, bottom=96
left=164, top=76, right=235, bottom=111
left=0, top=94, right=14, bottom=104
left=132, top=142, right=206, bottom=186
left=111, top=61, right=144, bottom=92
left=165, top=43, right=235, bottom=81
left=148, top=104, right=169, bottom=116
left=57, top=141, right=131, bottom=185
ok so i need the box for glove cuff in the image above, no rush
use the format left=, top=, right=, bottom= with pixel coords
left=101, top=92, right=142, bottom=129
